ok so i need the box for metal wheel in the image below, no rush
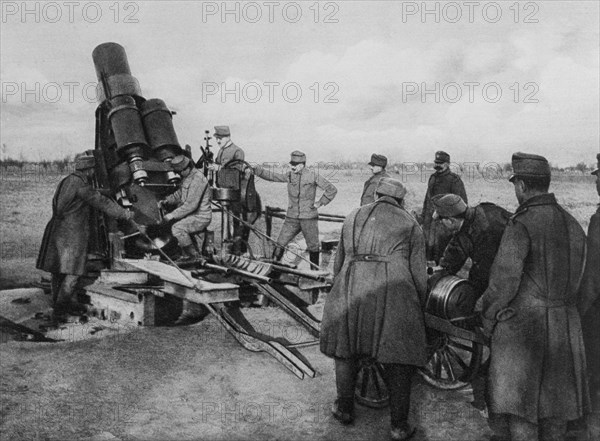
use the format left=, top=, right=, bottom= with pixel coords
left=418, top=329, right=485, bottom=390
left=354, top=358, right=389, bottom=408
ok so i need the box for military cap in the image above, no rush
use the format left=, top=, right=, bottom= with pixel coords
left=376, top=177, right=407, bottom=199
left=591, top=153, right=600, bottom=176
left=368, top=153, right=387, bottom=168
left=508, top=152, right=551, bottom=182
left=171, top=154, right=191, bottom=172
left=434, top=151, right=450, bottom=164
left=75, top=155, right=96, bottom=170
left=213, top=126, right=231, bottom=137
left=290, top=150, right=306, bottom=164
left=432, top=194, right=467, bottom=218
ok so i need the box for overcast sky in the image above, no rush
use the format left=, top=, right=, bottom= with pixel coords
left=1, top=1, right=598, bottom=166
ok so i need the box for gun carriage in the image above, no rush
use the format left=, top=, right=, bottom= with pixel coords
left=83, top=42, right=489, bottom=395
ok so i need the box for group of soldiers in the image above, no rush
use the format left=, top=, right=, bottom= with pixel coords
left=321, top=151, right=599, bottom=441
left=35, top=127, right=599, bottom=440
left=35, top=126, right=340, bottom=323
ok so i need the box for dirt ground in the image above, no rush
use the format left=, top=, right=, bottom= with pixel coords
left=1, top=290, right=493, bottom=441
left=1, top=287, right=598, bottom=441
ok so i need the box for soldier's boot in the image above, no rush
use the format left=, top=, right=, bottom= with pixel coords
left=174, top=300, right=206, bottom=326
left=177, top=244, right=200, bottom=262
left=331, top=397, right=354, bottom=425
left=272, top=246, right=285, bottom=262
left=389, top=424, right=416, bottom=441
left=231, top=236, right=247, bottom=256
left=309, top=251, right=320, bottom=269
left=309, top=251, right=321, bottom=303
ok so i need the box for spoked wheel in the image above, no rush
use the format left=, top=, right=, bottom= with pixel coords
left=354, top=358, right=389, bottom=408
left=418, top=329, right=485, bottom=390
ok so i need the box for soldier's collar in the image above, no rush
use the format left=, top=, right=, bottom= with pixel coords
left=377, top=195, right=401, bottom=207
left=73, top=170, right=89, bottom=182
left=519, top=193, right=557, bottom=209
left=513, top=193, right=557, bottom=218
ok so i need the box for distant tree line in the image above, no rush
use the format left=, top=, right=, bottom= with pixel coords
left=0, top=157, right=595, bottom=175
left=0, top=156, right=73, bottom=173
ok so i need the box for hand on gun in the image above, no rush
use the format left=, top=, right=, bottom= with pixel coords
left=130, top=220, right=147, bottom=235
left=427, top=266, right=448, bottom=292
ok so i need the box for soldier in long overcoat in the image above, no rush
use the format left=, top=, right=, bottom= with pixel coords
left=36, top=155, right=134, bottom=315
left=421, top=151, right=467, bottom=263
left=320, top=177, right=427, bottom=441
left=579, top=153, right=600, bottom=411
left=360, top=153, right=390, bottom=206
left=253, top=151, right=337, bottom=267
left=481, top=152, right=589, bottom=440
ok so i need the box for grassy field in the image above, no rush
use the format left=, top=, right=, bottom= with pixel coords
left=1, top=166, right=597, bottom=289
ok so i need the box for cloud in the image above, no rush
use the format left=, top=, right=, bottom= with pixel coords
left=0, top=2, right=597, bottom=166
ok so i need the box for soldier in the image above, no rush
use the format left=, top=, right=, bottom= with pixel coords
left=209, top=126, right=245, bottom=171
left=360, top=153, right=390, bottom=206
left=252, top=151, right=337, bottom=267
left=160, top=154, right=212, bottom=325
left=481, top=152, right=589, bottom=441
left=37, top=154, right=135, bottom=319
left=421, top=151, right=467, bottom=263
left=320, top=177, right=427, bottom=441
left=208, top=125, right=252, bottom=254
left=431, top=194, right=511, bottom=296
left=431, top=193, right=511, bottom=413
left=160, top=154, right=212, bottom=260
left=579, top=153, right=600, bottom=411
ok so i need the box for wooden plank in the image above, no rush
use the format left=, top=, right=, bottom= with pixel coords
left=86, top=283, right=143, bottom=304
left=86, top=284, right=156, bottom=326
left=206, top=303, right=308, bottom=380
left=98, top=270, right=149, bottom=285
left=253, top=283, right=321, bottom=337
left=118, top=258, right=238, bottom=291
left=119, top=258, right=195, bottom=287
left=0, top=315, right=58, bottom=342
left=162, top=282, right=239, bottom=304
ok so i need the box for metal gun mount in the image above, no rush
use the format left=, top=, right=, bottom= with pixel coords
left=85, top=42, right=333, bottom=380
